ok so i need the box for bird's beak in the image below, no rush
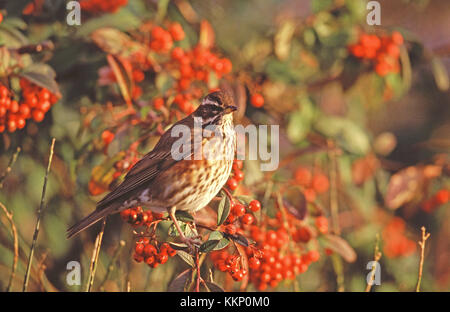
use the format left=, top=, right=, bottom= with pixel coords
left=224, top=105, right=238, bottom=114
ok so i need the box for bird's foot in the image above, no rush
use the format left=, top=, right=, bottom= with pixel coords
left=180, top=235, right=202, bottom=253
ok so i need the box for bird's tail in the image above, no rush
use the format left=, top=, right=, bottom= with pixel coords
left=67, top=207, right=111, bottom=238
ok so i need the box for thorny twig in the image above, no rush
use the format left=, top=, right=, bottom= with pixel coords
left=23, top=138, right=55, bottom=292
left=416, top=226, right=430, bottom=292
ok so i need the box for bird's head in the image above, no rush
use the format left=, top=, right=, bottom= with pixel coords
left=194, top=90, right=237, bottom=125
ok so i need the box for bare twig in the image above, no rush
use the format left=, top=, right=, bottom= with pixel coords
left=0, top=201, right=19, bottom=292
left=416, top=226, right=430, bottom=292
left=0, top=147, right=21, bottom=188
left=328, top=141, right=340, bottom=235
left=23, top=138, right=55, bottom=292
left=86, top=218, right=107, bottom=292
left=99, top=240, right=125, bottom=291
left=365, top=233, right=382, bottom=292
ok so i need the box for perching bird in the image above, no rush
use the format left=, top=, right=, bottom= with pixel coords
left=67, top=90, right=237, bottom=243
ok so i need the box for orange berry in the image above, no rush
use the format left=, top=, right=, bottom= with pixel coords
left=250, top=93, right=264, bottom=108
left=312, top=173, right=329, bottom=194
left=294, top=167, right=312, bottom=186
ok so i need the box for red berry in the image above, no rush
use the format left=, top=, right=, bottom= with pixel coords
left=153, top=97, right=164, bottom=110
left=250, top=93, right=264, bottom=108
left=144, top=244, right=157, bottom=256
left=307, top=250, right=320, bottom=262
left=311, top=173, right=329, bottom=194
left=227, top=178, right=238, bottom=191
left=169, top=22, right=185, bottom=41
left=135, top=243, right=144, bottom=255
left=294, top=167, right=312, bottom=186
left=391, top=31, right=404, bottom=45
left=249, top=200, right=261, bottom=212
left=241, top=213, right=254, bottom=225
left=248, top=257, right=261, bottom=269
left=435, top=190, right=449, bottom=205
left=233, top=169, right=244, bottom=181
left=315, top=216, right=329, bottom=234
left=32, top=109, right=45, bottom=122
left=304, top=188, right=316, bottom=202
left=233, top=203, right=246, bottom=217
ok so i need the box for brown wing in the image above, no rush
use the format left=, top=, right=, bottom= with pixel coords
left=96, top=115, right=195, bottom=210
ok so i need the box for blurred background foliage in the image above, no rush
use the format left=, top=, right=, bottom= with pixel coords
left=0, top=0, right=449, bottom=292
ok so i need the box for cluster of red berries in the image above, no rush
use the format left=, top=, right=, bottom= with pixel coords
left=223, top=199, right=260, bottom=235
left=421, top=189, right=449, bottom=213
left=0, top=79, right=58, bottom=133
left=243, top=210, right=327, bottom=290
left=80, top=0, right=128, bottom=14
left=133, top=238, right=177, bottom=268
left=293, top=166, right=330, bottom=202
left=226, top=160, right=244, bottom=191
left=169, top=46, right=232, bottom=113
left=119, top=206, right=164, bottom=227
left=210, top=251, right=248, bottom=282
left=149, top=23, right=185, bottom=53
left=382, top=217, right=416, bottom=258
left=349, top=31, right=404, bottom=76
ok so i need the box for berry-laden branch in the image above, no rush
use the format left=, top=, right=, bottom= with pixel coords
left=365, top=233, right=382, bottom=292
left=23, top=138, right=55, bottom=292
left=416, top=226, right=430, bottom=292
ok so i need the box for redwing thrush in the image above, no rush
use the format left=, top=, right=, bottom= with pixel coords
left=67, top=90, right=237, bottom=241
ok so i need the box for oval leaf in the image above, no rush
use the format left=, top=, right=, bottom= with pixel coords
left=323, top=234, right=357, bottom=263
left=167, top=269, right=191, bottom=292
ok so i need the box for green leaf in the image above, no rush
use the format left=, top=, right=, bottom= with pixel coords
left=209, top=231, right=230, bottom=251
left=175, top=210, right=194, bottom=223
left=229, top=233, right=254, bottom=247
left=176, top=250, right=195, bottom=268
left=314, top=115, right=370, bottom=155
left=19, top=63, right=60, bottom=95
left=77, top=9, right=141, bottom=37
left=216, top=196, right=231, bottom=226
left=199, top=240, right=220, bottom=253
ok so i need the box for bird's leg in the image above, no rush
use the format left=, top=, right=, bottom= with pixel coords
left=168, top=207, right=199, bottom=251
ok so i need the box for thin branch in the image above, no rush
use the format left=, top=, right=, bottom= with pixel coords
left=0, top=201, right=19, bottom=292
left=0, top=147, right=21, bottom=189
left=23, top=138, right=55, bottom=292
left=416, top=226, right=430, bottom=292
left=86, top=218, right=107, bottom=292
left=327, top=140, right=340, bottom=235
left=99, top=240, right=125, bottom=291
left=365, top=233, right=382, bottom=292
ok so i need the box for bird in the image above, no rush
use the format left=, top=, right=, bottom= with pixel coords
left=67, top=90, right=237, bottom=244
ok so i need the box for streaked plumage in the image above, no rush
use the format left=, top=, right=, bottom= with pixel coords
left=67, top=91, right=236, bottom=238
